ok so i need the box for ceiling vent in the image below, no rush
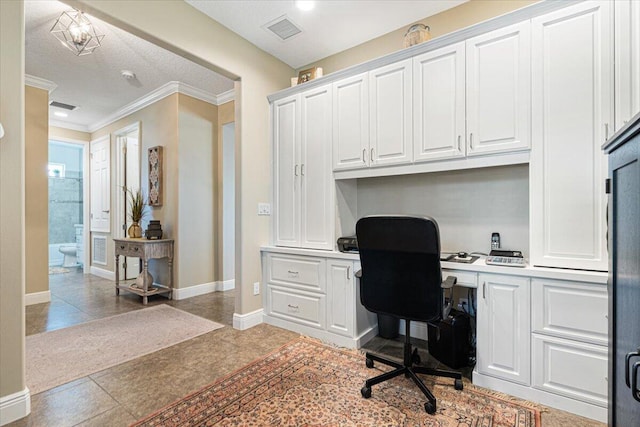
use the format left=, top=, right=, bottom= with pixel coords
left=264, top=15, right=302, bottom=41
left=49, top=100, right=77, bottom=111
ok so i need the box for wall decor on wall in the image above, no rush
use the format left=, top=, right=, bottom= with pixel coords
left=148, top=146, right=163, bottom=206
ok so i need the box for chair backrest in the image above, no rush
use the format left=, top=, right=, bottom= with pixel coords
left=356, top=215, right=443, bottom=322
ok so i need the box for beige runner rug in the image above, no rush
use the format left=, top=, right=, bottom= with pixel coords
left=26, top=304, right=224, bottom=395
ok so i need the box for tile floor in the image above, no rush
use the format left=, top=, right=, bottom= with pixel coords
left=10, top=269, right=604, bottom=426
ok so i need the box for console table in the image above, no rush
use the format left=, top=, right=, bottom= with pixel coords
left=114, top=238, right=174, bottom=304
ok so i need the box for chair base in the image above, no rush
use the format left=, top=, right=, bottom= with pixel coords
left=361, top=322, right=463, bottom=414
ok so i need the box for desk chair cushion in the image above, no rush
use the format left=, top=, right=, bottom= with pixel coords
left=356, top=215, right=443, bottom=322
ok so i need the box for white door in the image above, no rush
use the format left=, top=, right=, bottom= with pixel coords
left=530, top=0, right=612, bottom=271
left=90, top=136, right=110, bottom=232
left=369, top=59, right=413, bottom=166
left=476, top=274, right=530, bottom=385
left=273, top=94, right=300, bottom=247
left=413, top=42, right=466, bottom=162
left=326, top=260, right=355, bottom=337
left=332, top=73, right=369, bottom=171
left=300, top=85, right=334, bottom=250
left=466, top=21, right=531, bottom=156
left=614, top=0, right=640, bottom=131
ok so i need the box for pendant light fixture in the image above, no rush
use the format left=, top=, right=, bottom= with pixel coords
left=50, top=9, right=105, bottom=56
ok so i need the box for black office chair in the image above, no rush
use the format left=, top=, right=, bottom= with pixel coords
left=356, top=215, right=463, bottom=414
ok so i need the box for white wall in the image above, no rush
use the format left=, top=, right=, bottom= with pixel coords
left=355, top=164, right=530, bottom=256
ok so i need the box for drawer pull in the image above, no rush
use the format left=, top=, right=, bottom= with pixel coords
left=287, top=304, right=299, bottom=311
left=133, top=247, right=139, bottom=252
left=287, top=270, right=299, bottom=276
left=120, top=245, right=125, bottom=250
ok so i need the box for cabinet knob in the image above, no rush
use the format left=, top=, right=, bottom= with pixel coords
left=120, top=245, right=125, bottom=250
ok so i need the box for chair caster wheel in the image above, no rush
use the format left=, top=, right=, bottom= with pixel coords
left=361, top=386, right=372, bottom=398
left=454, top=378, right=463, bottom=390
left=424, top=401, right=436, bottom=414
left=365, top=358, right=374, bottom=369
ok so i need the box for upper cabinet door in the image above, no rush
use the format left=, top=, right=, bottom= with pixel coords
left=466, top=21, right=531, bottom=156
left=300, top=85, right=334, bottom=250
left=530, top=1, right=612, bottom=271
left=273, top=94, right=300, bottom=248
left=369, top=59, right=413, bottom=167
left=614, top=0, right=640, bottom=131
left=333, top=73, right=369, bottom=171
left=413, top=42, right=466, bottom=163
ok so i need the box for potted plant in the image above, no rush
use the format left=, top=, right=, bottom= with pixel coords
left=127, top=188, right=146, bottom=238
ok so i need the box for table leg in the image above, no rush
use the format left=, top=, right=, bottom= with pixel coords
left=115, top=254, right=120, bottom=296
left=167, top=255, right=174, bottom=300
left=142, top=259, right=149, bottom=305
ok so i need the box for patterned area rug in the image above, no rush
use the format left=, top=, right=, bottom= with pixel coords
left=133, top=337, right=541, bottom=427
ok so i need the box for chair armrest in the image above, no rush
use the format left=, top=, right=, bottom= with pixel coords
left=355, top=269, right=362, bottom=279
left=441, top=276, right=457, bottom=289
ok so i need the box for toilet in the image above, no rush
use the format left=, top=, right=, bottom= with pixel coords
left=59, top=245, right=78, bottom=267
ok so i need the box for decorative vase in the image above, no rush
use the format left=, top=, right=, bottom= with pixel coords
left=135, top=270, right=154, bottom=290
left=128, top=222, right=143, bottom=238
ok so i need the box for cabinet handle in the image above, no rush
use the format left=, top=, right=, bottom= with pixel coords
left=482, top=282, right=486, bottom=299
left=469, top=133, right=474, bottom=149
left=287, top=270, right=299, bottom=276
left=604, top=123, right=609, bottom=141
left=362, top=149, right=366, bottom=163
left=133, top=247, right=139, bottom=252
left=301, top=164, right=305, bottom=176
left=102, top=210, right=110, bottom=213
left=347, top=266, right=351, bottom=280
left=120, top=245, right=125, bottom=250
left=632, top=362, right=640, bottom=402
left=457, top=135, right=462, bottom=151
left=287, top=304, right=299, bottom=310
left=625, top=348, right=640, bottom=387
left=370, top=148, right=374, bottom=162
left=294, top=164, right=299, bottom=176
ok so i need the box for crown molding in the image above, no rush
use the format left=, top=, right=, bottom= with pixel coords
left=49, top=119, right=90, bottom=133
left=216, top=89, right=235, bottom=105
left=25, top=74, right=57, bottom=94
left=87, top=81, right=234, bottom=133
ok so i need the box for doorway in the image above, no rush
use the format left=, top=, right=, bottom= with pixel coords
left=115, top=122, right=141, bottom=280
left=48, top=139, right=87, bottom=274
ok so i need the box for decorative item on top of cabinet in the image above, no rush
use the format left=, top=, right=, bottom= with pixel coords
left=403, top=23, right=431, bottom=48
left=148, top=146, right=163, bottom=206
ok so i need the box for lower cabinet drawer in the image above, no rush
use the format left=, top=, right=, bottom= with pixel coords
left=267, top=285, right=325, bottom=329
left=267, top=254, right=326, bottom=292
left=443, top=269, right=477, bottom=288
left=532, top=334, right=608, bottom=407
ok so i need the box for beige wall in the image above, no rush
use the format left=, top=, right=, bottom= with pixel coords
left=300, top=0, right=539, bottom=75
left=67, top=0, right=294, bottom=316
left=217, top=101, right=235, bottom=282
left=177, top=94, right=218, bottom=287
left=50, top=126, right=91, bottom=142
left=91, top=94, right=178, bottom=275
left=25, top=86, right=49, bottom=296
left=0, top=0, right=26, bottom=403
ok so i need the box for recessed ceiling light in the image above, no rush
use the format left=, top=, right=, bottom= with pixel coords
left=295, top=1, right=315, bottom=12
left=54, top=111, right=68, bottom=118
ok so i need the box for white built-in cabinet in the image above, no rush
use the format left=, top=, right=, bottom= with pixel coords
left=273, top=85, right=334, bottom=250
left=413, top=21, right=530, bottom=163
left=369, top=59, right=413, bottom=167
left=262, top=251, right=377, bottom=348
left=614, top=0, right=640, bottom=131
left=466, top=22, right=531, bottom=156
left=476, top=274, right=531, bottom=385
left=413, top=42, right=466, bottom=162
left=333, top=73, right=369, bottom=171
left=530, top=0, right=612, bottom=271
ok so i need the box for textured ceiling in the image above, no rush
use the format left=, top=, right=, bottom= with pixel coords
left=186, top=0, right=468, bottom=69
left=25, top=0, right=234, bottom=131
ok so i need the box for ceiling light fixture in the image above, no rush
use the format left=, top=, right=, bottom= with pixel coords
left=53, top=111, right=69, bottom=118
left=50, top=9, right=105, bottom=56
left=295, top=1, right=315, bottom=12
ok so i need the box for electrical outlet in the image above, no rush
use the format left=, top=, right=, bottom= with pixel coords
left=258, top=203, right=271, bottom=216
left=253, top=282, right=260, bottom=295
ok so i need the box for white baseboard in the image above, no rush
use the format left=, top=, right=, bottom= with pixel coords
left=0, top=388, right=30, bottom=426
left=173, top=281, right=217, bottom=300
left=25, top=290, right=51, bottom=306
left=90, top=266, right=115, bottom=281
left=218, top=279, right=235, bottom=291
left=233, top=309, right=264, bottom=330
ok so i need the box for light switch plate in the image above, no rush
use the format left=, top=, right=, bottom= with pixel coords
left=258, top=203, right=271, bottom=216
left=253, top=282, right=260, bottom=295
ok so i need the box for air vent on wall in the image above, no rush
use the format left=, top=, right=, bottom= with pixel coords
left=92, top=235, right=107, bottom=265
left=49, top=100, right=78, bottom=111
left=264, top=15, right=302, bottom=41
